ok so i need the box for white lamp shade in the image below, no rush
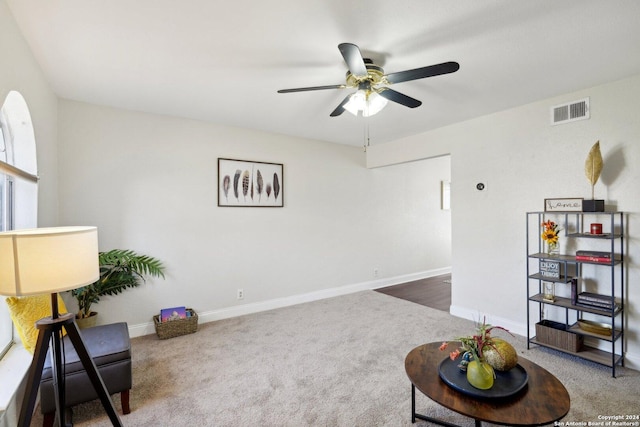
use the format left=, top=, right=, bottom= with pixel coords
left=344, top=90, right=367, bottom=116
left=364, top=92, right=388, bottom=117
left=0, top=226, right=99, bottom=296
left=344, top=90, right=388, bottom=117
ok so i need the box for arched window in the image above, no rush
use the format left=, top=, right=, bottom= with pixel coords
left=0, top=91, right=38, bottom=357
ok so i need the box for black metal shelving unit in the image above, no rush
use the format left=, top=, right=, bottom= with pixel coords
left=526, top=211, right=625, bottom=377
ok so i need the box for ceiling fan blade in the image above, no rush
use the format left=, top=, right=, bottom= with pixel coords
left=330, top=94, right=352, bottom=117
left=378, top=88, right=422, bottom=108
left=385, top=61, right=460, bottom=84
left=338, top=43, right=368, bottom=78
left=278, top=84, right=346, bottom=93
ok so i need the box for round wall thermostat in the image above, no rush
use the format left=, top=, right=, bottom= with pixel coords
left=476, top=183, right=485, bottom=191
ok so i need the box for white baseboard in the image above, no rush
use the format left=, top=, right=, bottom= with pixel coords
left=128, top=267, right=451, bottom=339
left=623, top=352, right=640, bottom=371
left=449, top=305, right=528, bottom=337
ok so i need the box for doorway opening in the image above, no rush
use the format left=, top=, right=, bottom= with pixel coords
left=374, top=154, right=452, bottom=311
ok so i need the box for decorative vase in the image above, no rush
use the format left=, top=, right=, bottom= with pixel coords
left=546, top=241, right=559, bottom=256
left=466, top=359, right=495, bottom=390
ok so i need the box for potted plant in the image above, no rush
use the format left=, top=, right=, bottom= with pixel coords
left=72, top=249, right=165, bottom=328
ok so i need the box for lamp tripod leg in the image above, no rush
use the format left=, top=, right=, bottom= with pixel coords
left=17, top=315, right=123, bottom=427
left=64, top=322, right=123, bottom=427
left=17, top=328, right=53, bottom=427
left=50, top=325, right=68, bottom=427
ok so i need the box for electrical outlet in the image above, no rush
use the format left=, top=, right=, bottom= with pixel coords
left=373, top=268, right=379, bottom=277
left=237, top=289, right=244, bottom=300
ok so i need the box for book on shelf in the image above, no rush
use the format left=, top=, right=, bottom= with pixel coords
left=575, top=250, right=612, bottom=258
left=575, top=292, right=619, bottom=310
left=576, top=301, right=619, bottom=311
left=575, top=256, right=613, bottom=263
left=570, top=278, right=578, bottom=305
left=575, top=250, right=613, bottom=263
left=578, top=291, right=614, bottom=303
left=160, top=306, right=188, bottom=323
left=576, top=298, right=615, bottom=308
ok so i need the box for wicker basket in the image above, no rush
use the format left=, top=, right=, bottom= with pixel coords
left=535, top=320, right=583, bottom=352
left=153, top=308, right=198, bottom=339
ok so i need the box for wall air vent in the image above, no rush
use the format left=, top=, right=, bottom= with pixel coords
left=551, top=97, right=590, bottom=125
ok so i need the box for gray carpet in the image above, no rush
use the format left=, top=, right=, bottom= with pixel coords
left=31, top=291, right=639, bottom=426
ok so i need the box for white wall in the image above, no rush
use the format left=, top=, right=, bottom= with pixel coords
left=367, top=74, right=640, bottom=369
left=0, top=0, right=58, bottom=227
left=0, top=1, right=59, bottom=425
left=57, top=100, right=451, bottom=331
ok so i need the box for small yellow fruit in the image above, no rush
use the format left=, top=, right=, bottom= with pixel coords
left=484, top=338, right=518, bottom=371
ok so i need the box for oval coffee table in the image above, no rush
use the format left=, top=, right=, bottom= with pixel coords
left=405, top=342, right=570, bottom=426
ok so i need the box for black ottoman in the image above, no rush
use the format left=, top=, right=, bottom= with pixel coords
left=39, top=322, right=132, bottom=426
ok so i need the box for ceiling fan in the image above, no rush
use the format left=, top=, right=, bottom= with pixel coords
left=277, top=43, right=459, bottom=117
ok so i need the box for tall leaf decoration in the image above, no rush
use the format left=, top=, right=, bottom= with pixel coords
left=256, top=170, right=264, bottom=201
left=273, top=173, right=280, bottom=201
left=584, top=141, right=603, bottom=199
left=242, top=170, right=250, bottom=201
left=222, top=175, right=230, bottom=201
left=233, top=169, right=241, bottom=201
left=266, top=183, right=272, bottom=199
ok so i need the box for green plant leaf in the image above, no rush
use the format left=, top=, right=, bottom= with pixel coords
left=72, top=249, right=165, bottom=317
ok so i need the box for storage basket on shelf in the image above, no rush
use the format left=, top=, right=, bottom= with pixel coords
left=153, top=308, right=198, bottom=339
left=535, top=320, right=583, bottom=353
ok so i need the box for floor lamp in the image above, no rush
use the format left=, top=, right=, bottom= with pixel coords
left=0, top=226, right=122, bottom=427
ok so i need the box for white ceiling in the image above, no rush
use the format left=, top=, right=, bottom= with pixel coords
left=6, top=0, right=640, bottom=147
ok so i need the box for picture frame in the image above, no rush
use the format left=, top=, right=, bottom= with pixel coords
left=544, top=198, right=583, bottom=212
left=218, top=158, right=283, bottom=207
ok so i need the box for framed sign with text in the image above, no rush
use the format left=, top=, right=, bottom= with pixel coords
left=544, top=198, right=583, bottom=212
left=540, top=261, right=561, bottom=279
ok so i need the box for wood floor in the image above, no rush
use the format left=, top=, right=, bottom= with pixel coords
left=375, top=274, right=451, bottom=312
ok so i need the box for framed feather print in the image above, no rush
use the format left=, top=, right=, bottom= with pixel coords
left=218, top=158, right=283, bottom=207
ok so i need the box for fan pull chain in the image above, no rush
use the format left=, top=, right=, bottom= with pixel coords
left=363, top=122, right=371, bottom=152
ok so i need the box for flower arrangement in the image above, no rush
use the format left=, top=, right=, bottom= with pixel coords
left=439, top=317, right=511, bottom=363
left=541, top=220, right=560, bottom=254
left=440, top=317, right=514, bottom=390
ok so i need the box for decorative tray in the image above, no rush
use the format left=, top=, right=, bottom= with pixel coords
left=577, top=319, right=612, bottom=336
left=438, top=357, right=528, bottom=399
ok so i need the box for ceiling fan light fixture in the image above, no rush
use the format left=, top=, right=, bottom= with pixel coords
left=344, top=89, right=388, bottom=117
left=344, top=90, right=366, bottom=116
left=277, top=43, right=459, bottom=118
